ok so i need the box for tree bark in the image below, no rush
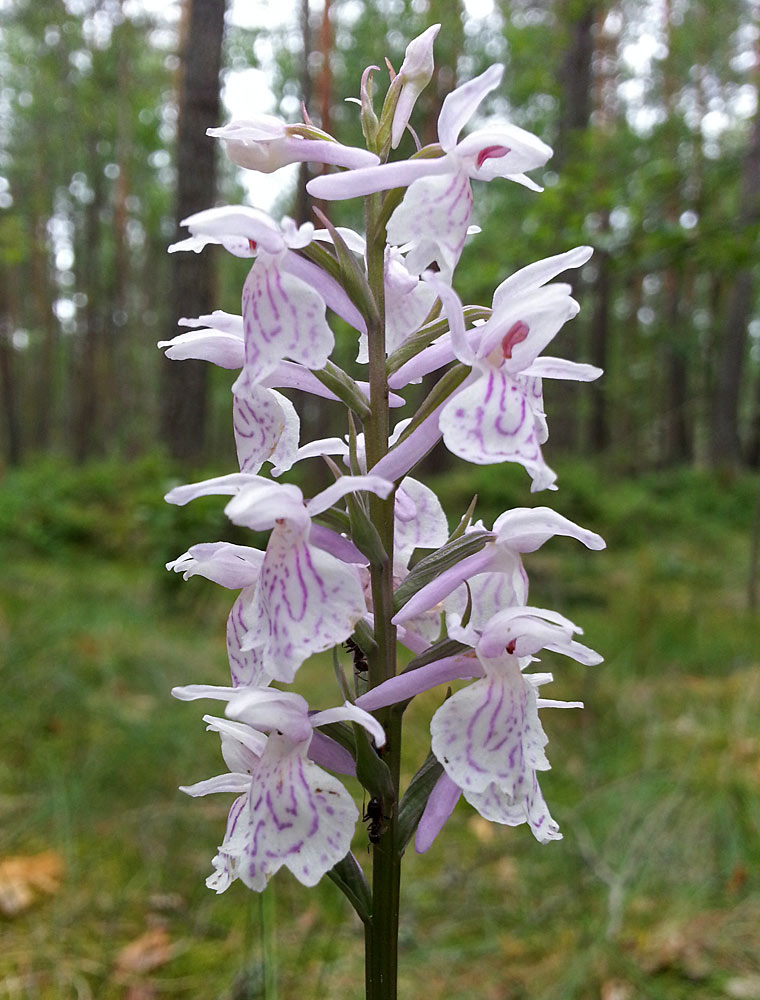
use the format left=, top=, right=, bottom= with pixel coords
left=708, top=54, right=760, bottom=468
left=160, top=0, right=227, bottom=463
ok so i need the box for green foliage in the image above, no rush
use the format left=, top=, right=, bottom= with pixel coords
left=1, top=458, right=758, bottom=998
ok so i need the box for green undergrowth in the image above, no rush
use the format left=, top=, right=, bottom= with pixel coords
left=1, top=458, right=758, bottom=999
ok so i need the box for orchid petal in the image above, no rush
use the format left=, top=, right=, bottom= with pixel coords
left=225, top=688, right=313, bottom=742
left=165, top=473, right=258, bottom=506
left=180, top=205, right=284, bottom=254
left=394, top=476, right=449, bottom=567
left=224, top=479, right=306, bottom=532
left=370, top=405, right=445, bottom=483
left=492, top=246, right=593, bottom=310
left=242, top=257, right=334, bottom=381
left=241, top=523, right=366, bottom=683
left=457, top=123, right=552, bottom=178
left=232, top=379, right=300, bottom=476
left=464, top=772, right=562, bottom=843
left=438, top=64, right=504, bottom=151
left=430, top=663, right=549, bottom=799
left=227, top=591, right=271, bottom=688
left=439, top=369, right=555, bottom=490
left=237, top=739, right=359, bottom=890
left=387, top=170, right=473, bottom=278
left=180, top=773, right=251, bottom=797
left=415, top=772, right=461, bottom=853
left=306, top=474, right=394, bottom=517
left=306, top=155, right=448, bottom=200
left=310, top=701, right=386, bottom=748
left=493, top=507, right=606, bottom=553
left=166, top=542, right=264, bottom=588
left=158, top=327, right=245, bottom=368
left=523, top=357, right=602, bottom=381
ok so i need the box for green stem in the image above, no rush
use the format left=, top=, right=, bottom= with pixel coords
left=364, top=190, right=401, bottom=1000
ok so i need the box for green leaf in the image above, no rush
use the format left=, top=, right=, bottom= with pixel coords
left=327, top=852, right=372, bottom=925
left=393, top=529, right=493, bottom=612
left=386, top=305, right=491, bottom=375
left=312, top=207, right=380, bottom=329
left=397, top=751, right=444, bottom=856
left=312, top=361, right=371, bottom=420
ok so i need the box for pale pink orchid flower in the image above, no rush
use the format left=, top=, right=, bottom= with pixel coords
left=174, top=692, right=384, bottom=892
left=207, top=112, right=380, bottom=173
left=307, top=63, right=552, bottom=277
left=165, top=474, right=393, bottom=683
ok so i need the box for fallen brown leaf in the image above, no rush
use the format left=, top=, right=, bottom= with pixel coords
left=115, top=927, right=174, bottom=975
left=0, top=850, right=64, bottom=916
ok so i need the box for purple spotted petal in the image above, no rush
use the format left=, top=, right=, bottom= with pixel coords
left=242, top=257, right=334, bottom=381
left=227, top=591, right=270, bottom=687
left=394, top=476, right=449, bottom=567
left=241, top=522, right=366, bottom=683
left=439, top=368, right=557, bottom=490
left=430, top=659, right=549, bottom=798
left=387, top=170, right=473, bottom=278
left=464, top=772, right=562, bottom=843
left=415, top=773, right=461, bottom=853
left=206, top=793, right=251, bottom=893
left=238, top=738, right=358, bottom=890
left=232, top=379, right=300, bottom=475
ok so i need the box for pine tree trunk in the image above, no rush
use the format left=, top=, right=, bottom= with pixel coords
left=160, top=0, right=227, bottom=463
left=708, top=60, right=760, bottom=468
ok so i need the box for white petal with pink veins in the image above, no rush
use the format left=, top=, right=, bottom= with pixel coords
left=394, top=476, right=449, bottom=567
left=430, top=660, right=549, bottom=798
left=439, top=367, right=546, bottom=470
left=386, top=170, right=473, bottom=278
left=464, top=772, right=562, bottom=843
left=232, top=381, right=300, bottom=476
left=239, top=737, right=358, bottom=890
left=227, top=591, right=270, bottom=688
left=242, top=523, right=366, bottom=683
left=242, top=257, right=334, bottom=381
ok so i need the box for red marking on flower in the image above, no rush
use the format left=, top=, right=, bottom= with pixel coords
left=501, top=321, right=530, bottom=359
left=476, top=145, right=510, bottom=169
left=248, top=238, right=258, bottom=252
left=506, top=639, right=516, bottom=654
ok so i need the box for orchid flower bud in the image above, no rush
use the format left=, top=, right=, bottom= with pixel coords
left=391, top=24, right=440, bottom=148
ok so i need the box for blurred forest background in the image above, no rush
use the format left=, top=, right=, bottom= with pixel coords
left=2, top=1, right=759, bottom=999
left=2, top=0, right=760, bottom=472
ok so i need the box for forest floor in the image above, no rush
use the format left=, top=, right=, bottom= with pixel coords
left=1, top=457, right=759, bottom=1000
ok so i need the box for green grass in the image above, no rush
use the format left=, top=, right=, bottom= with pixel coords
left=1, top=458, right=758, bottom=998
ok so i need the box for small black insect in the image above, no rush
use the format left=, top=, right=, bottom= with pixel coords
left=363, top=796, right=386, bottom=845
left=345, top=636, right=369, bottom=674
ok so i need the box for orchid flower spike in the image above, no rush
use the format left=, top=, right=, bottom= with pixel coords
left=208, top=112, right=380, bottom=173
